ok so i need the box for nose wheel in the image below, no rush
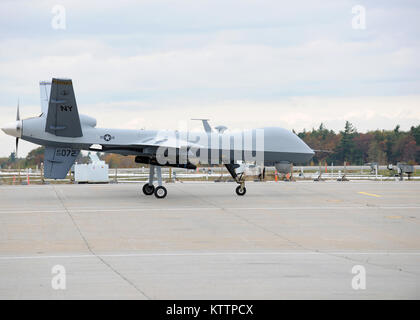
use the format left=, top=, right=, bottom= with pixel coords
left=235, top=185, right=246, bottom=196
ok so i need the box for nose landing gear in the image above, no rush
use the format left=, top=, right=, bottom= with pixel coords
left=225, top=164, right=247, bottom=196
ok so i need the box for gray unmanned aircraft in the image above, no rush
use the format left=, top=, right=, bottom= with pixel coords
left=1, top=78, right=314, bottom=198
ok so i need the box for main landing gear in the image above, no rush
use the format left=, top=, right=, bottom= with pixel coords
left=142, top=183, right=154, bottom=195
left=142, top=165, right=167, bottom=199
left=225, top=164, right=247, bottom=196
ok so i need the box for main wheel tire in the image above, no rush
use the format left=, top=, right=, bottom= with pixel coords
left=235, top=185, right=246, bottom=196
left=142, top=183, right=155, bottom=195
left=154, top=186, right=167, bottom=199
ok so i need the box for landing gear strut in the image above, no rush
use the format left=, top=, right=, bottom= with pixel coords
left=142, top=165, right=167, bottom=198
left=225, top=164, right=247, bottom=196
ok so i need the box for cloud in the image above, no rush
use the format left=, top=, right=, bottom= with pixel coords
left=0, top=0, right=420, bottom=157
left=1, top=38, right=418, bottom=99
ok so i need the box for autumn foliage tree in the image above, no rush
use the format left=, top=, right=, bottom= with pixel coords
left=296, top=122, right=419, bottom=165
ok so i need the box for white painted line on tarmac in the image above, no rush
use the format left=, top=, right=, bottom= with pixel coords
left=1, top=251, right=420, bottom=261
left=0, top=206, right=419, bottom=214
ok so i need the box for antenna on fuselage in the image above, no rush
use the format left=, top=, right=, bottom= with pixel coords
left=191, top=118, right=212, bottom=133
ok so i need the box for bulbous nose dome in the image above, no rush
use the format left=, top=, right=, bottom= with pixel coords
left=263, top=127, right=314, bottom=162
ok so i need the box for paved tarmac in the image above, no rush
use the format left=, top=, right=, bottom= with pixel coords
left=0, top=181, right=419, bottom=299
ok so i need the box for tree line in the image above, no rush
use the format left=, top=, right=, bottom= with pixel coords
left=296, top=122, right=420, bottom=165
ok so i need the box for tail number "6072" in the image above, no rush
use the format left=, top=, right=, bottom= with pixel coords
left=56, top=149, right=77, bottom=157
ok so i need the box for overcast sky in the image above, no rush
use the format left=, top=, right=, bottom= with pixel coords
left=0, top=0, right=419, bottom=157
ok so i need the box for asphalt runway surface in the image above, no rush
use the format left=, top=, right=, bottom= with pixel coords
left=0, top=181, right=419, bottom=299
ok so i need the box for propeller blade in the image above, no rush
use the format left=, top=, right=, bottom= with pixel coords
left=15, top=137, right=19, bottom=158
left=16, top=99, right=20, bottom=121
